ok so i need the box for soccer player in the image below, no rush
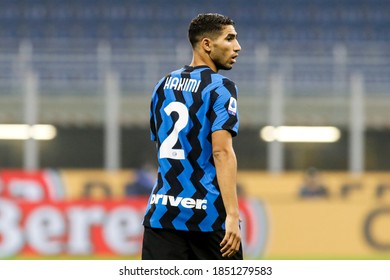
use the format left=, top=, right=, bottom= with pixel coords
left=142, top=13, right=242, bottom=260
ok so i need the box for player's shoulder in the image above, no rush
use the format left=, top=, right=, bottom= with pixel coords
left=208, top=73, right=237, bottom=96
left=208, top=71, right=236, bottom=88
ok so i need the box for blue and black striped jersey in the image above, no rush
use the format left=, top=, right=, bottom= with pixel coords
left=143, top=65, right=239, bottom=232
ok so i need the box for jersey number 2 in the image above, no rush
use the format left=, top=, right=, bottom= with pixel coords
left=159, top=102, right=189, bottom=160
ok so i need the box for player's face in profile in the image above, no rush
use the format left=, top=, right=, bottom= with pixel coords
left=209, top=25, right=241, bottom=71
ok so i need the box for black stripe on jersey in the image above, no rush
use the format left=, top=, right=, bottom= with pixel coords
left=159, top=158, right=185, bottom=228
left=222, top=111, right=238, bottom=136
left=207, top=89, right=219, bottom=169
left=154, top=78, right=168, bottom=147
left=184, top=69, right=210, bottom=230
left=197, top=68, right=213, bottom=91
left=208, top=89, right=219, bottom=129
left=150, top=101, right=157, bottom=141
left=157, top=76, right=188, bottom=228
left=222, top=78, right=237, bottom=99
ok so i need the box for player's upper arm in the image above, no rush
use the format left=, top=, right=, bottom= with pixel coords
left=210, top=79, right=239, bottom=137
left=212, top=130, right=234, bottom=155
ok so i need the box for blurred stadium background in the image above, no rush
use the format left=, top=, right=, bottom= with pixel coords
left=0, top=0, right=390, bottom=259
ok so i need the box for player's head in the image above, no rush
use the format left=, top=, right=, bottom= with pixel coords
left=188, top=13, right=235, bottom=47
left=188, top=13, right=241, bottom=71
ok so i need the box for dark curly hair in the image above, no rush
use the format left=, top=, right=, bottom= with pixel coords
left=188, top=13, right=235, bottom=47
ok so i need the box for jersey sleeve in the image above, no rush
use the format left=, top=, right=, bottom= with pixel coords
left=150, top=77, right=167, bottom=142
left=150, top=96, right=157, bottom=141
left=211, top=79, right=239, bottom=137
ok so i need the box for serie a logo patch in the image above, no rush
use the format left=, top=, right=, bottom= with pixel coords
left=228, top=97, right=237, bottom=116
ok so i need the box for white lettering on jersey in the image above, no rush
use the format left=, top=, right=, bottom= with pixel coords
left=150, top=194, right=207, bottom=210
left=163, top=77, right=201, bottom=93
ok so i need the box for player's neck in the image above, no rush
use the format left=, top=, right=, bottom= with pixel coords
left=189, top=53, right=218, bottom=72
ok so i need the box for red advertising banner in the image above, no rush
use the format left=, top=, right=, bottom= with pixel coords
left=0, top=169, right=64, bottom=201
left=0, top=198, right=147, bottom=257
left=0, top=198, right=265, bottom=258
left=0, top=170, right=266, bottom=259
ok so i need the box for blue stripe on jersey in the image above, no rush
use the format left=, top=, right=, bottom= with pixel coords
left=171, top=159, right=196, bottom=228
left=143, top=65, right=239, bottom=232
left=198, top=187, right=220, bottom=231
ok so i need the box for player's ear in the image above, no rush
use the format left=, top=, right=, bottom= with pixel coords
left=201, top=37, right=212, bottom=52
